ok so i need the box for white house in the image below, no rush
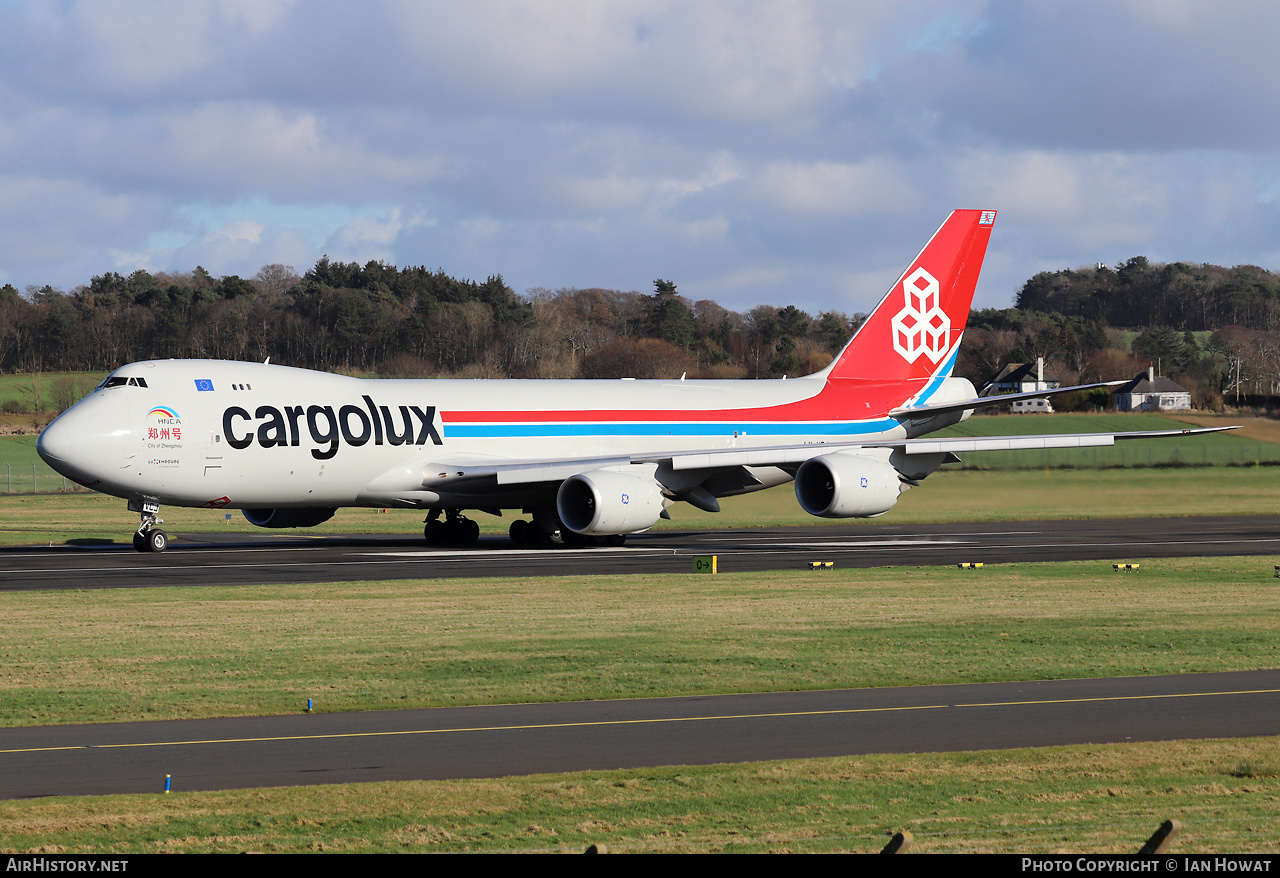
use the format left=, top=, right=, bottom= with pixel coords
left=1113, top=367, right=1192, bottom=411
left=982, top=357, right=1059, bottom=413
left=982, top=357, right=1060, bottom=395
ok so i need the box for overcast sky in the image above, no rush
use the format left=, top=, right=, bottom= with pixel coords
left=3, top=0, right=1279, bottom=314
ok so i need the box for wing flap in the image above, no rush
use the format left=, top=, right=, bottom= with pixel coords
left=898, top=433, right=1116, bottom=454
left=668, top=446, right=822, bottom=471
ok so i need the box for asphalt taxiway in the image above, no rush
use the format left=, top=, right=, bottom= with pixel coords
left=3, top=670, right=1278, bottom=799
left=3, top=515, right=1280, bottom=590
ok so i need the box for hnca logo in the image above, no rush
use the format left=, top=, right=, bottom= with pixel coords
left=146, top=406, right=183, bottom=441
left=891, top=267, right=951, bottom=364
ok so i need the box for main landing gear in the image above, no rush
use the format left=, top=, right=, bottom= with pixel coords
left=508, top=512, right=626, bottom=548
left=423, top=509, right=480, bottom=547
left=128, top=499, right=168, bottom=553
left=420, top=507, right=628, bottom=549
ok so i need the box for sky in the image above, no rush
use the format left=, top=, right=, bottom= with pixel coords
left=3, top=0, right=1280, bottom=315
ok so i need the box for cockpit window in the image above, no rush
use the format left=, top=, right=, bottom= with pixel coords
left=99, top=376, right=148, bottom=389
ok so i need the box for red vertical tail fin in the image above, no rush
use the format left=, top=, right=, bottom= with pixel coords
left=819, top=209, right=996, bottom=384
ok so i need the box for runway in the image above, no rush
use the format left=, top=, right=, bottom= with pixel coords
left=4, top=514, right=1280, bottom=590
left=2, top=669, right=1278, bottom=799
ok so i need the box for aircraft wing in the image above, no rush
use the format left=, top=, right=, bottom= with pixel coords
left=421, top=426, right=1237, bottom=486
left=664, top=426, right=1235, bottom=470
left=891, top=380, right=1126, bottom=419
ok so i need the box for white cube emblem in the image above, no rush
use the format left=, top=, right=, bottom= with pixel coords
left=891, top=267, right=951, bottom=364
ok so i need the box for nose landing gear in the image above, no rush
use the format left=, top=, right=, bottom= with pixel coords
left=128, top=499, right=168, bottom=553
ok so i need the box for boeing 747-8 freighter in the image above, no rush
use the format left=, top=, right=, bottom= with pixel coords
left=36, top=210, right=1226, bottom=551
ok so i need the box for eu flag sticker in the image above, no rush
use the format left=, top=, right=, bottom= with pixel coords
left=194, top=379, right=215, bottom=392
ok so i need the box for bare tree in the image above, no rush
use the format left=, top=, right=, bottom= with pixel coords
left=254, top=264, right=300, bottom=298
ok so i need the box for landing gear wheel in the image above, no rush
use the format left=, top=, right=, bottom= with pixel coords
left=509, top=519, right=531, bottom=546
left=444, top=517, right=479, bottom=547
left=427, top=511, right=480, bottom=547
left=130, top=500, right=165, bottom=553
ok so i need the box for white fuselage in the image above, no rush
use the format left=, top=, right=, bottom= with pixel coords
left=37, top=359, right=926, bottom=512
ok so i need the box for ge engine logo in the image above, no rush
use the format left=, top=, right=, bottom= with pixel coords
left=891, top=267, right=951, bottom=364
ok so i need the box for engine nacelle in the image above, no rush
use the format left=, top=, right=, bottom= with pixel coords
left=794, top=452, right=902, bottom=518
left=242, top=507, right=338, bottom=529
left=557, top=469, right=665, bottom=535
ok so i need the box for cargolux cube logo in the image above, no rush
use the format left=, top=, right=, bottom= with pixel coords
left=891, top=268, right=950, bottom=364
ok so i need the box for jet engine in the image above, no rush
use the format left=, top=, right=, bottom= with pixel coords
left=242, top=507, right=338, bottom=528
left=557, top=468, right=665, bottom=535
left=794, top=452, right=902, bottom=518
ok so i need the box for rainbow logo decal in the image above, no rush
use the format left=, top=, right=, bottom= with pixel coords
left=147, top=406, right=179, bottom=420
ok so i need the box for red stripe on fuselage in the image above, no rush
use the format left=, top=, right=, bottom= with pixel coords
left=441, top=376, right=925, bottom=424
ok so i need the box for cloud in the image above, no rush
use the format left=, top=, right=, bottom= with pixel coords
left=2, top=0, right=1280, bottom=318
left=0, top=175, right=164, bottom=282
left=869, top=1, right=1280, bottom=152
left=757, top=158, right=919, bottom=217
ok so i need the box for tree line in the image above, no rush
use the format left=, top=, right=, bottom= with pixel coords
left=960, top=256, right=1280, bottom=408
left=0, top=259, right=860, bottom=384
left=7, top=253, right=1280, bottom=411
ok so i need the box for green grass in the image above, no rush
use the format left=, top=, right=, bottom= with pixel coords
left=3, top=557, right=1279, bottom=727
left=0, top=371, right=104, bottom=415
left=1, top=737, right=1277, bottom=853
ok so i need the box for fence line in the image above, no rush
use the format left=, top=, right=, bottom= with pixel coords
left=3, top=462, right=82, bottom=494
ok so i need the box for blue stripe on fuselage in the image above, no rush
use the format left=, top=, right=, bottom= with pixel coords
left=911, top=346, right=960, bottom=408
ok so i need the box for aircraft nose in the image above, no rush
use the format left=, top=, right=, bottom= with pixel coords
left=37, top=418, right=73, bottom=464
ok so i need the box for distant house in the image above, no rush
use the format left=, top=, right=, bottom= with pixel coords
left=980, top=357, right=1059, bottom=412
left=982, top=358, right=1061, bottom=395
left=1113, top=367, right=1192, bottom=411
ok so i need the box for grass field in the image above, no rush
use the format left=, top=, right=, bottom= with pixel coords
left=1, top=737, right=1276, bottom=853
left=1, top=557, right=1279, bottom=853
left=0, top=372, right=104, bottom=436
left=4, top=558, right=1278, bottom=727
